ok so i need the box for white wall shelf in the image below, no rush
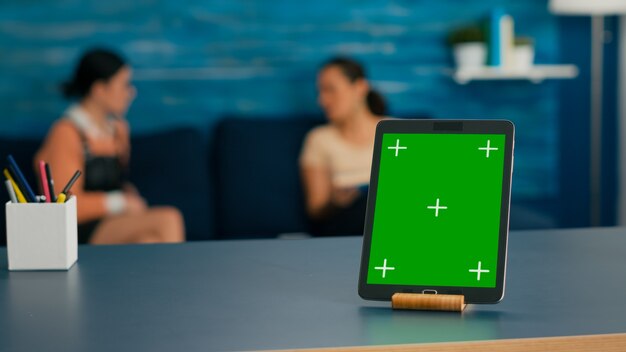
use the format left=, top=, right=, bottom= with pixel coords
left=452, top=64, right=579, bottom=84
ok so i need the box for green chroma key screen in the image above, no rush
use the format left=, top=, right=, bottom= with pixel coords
left=367, top=133, right=506, bottom=288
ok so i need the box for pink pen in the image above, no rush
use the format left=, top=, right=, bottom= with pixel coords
left=39, top=160, right=51, bottom=203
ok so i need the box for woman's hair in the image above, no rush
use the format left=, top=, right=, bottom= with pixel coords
left=321, top=57, right=387, bottom=116
left=62, top=48, right=127, bottom=99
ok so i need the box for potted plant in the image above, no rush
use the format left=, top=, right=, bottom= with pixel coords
left=447, top=25, right=487, bottom=69
left=513, top=36, right=534, bottom=70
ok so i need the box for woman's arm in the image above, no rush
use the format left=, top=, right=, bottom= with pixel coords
left=35, top=121, right=113, bottom=222
left=300, top=127, right=359, bottom=220
left=301, top=165, right=332, bottom=219
left=301, top=165, right=360, bottom=220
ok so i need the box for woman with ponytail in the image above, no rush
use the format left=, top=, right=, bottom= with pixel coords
left=300, top=57, right=389, bottom=236
left=35, top=48, right=185, bottom=244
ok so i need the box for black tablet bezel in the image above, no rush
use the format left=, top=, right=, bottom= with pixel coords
left=358, top=119, right=515, bottom=304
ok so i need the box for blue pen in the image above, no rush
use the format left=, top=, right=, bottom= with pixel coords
left=7, top=155, right=37, bottom=202
left=7, top=163, right=35, bottom=203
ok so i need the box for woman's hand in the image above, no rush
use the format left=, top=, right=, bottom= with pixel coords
left=123, top=192, right=147, bottom=213
left=123, top=182, right=140, bottom=195
left=331, top=187, right=361, bottom=208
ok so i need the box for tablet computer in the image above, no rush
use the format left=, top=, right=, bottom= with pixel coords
left=358, top=119, right=514, bottom=304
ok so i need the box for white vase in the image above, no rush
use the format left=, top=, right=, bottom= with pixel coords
left=513, top=44, right=534, bottom=71
left=453, top=42, right=487, bottom=69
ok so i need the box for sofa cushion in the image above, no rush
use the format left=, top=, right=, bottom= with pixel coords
left=212, top=117, right=324, bottom=239
left=130, top=127, right=213, bottom=241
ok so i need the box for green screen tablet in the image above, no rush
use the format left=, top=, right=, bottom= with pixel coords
left=358, top=119, right=514, bottom=304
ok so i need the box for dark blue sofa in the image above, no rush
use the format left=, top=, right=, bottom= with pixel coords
left=211, top=117, right=324, bottom=239
left=0, top=128, right=213, bottom=243
left=0, top=117, right=325, bottom=243
left=0, top=117, right=557, bottom=244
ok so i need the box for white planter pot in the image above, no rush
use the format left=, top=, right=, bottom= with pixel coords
left=513, top=44, right=534, bottom=71
left=453, top=42, right=486, bottom=69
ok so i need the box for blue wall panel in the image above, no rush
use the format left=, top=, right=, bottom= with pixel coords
left=0, top=0, right=570, bottom=200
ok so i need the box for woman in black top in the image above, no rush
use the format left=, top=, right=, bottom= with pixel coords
left=35, top=48, right=185, bottom=244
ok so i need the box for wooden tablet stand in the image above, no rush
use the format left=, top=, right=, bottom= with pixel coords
left=391, top=293, right=466, bottom=312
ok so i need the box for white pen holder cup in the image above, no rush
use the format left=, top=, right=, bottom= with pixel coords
left=5, top=196, right=77, bottom=270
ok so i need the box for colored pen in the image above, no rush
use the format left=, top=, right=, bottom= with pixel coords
left=38, top=161, right=51, bottom=203
left=61, top=170, right=81, bottom=194
left=7, top=155, right=36, bottom=202
left=3, top=169, right=26, bottom=203
left=7, top=164, right=31, bottom=202
left=56, top=193, right=66, bottom=204
left=56, top=170, right=81, bottom=203
left=45, top=163, right=57, bottom=202
left=7, top=164, right=34, bottom=202
left=5, top=179, right=17, bottom=203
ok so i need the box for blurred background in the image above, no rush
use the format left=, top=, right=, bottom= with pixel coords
left=0, top=0, right=622, bottom=240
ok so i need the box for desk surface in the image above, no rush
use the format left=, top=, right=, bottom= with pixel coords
left=1, top=227, right=626, bottom=351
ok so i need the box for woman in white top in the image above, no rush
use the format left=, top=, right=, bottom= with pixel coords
left=300, top=57, right=387, bottom=235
